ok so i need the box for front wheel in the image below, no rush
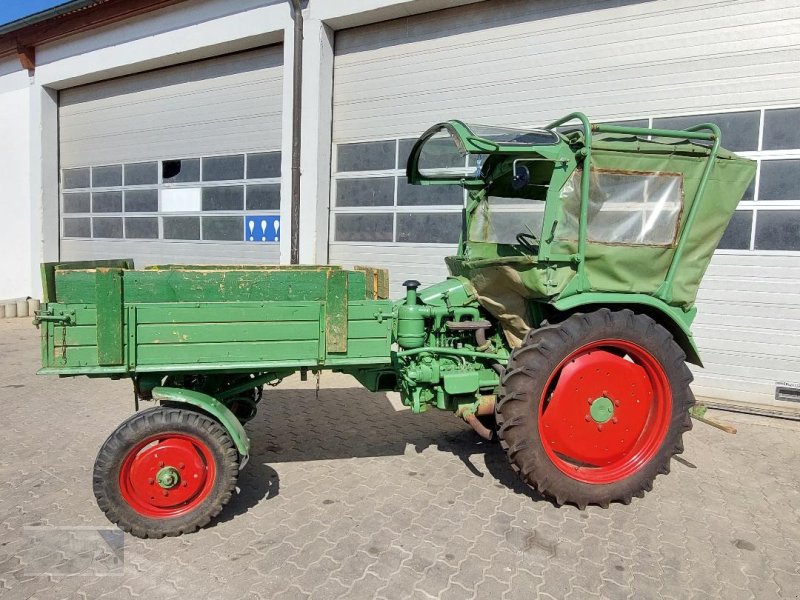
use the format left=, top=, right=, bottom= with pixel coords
left=497, top=308, right=694, bottom=508
left=93, top=407, right=239, bottom=538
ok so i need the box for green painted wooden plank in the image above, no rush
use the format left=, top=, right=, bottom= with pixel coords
left=72, top=306, right=97, bottom=326
left=145, top=264, right=341, bottom=271
left=325, top=269, right=348, bottom=354
left=346, top=270, right=367, bottom=300
left=40, top=263, right=58, bottom=303
left=137, top=340, right=319, bottom=365
left=64, top=326, right=99, bottom=346
left=127, top=305, right=137, bottom=371
left=135, top=302, right=322, bottom=324
left=56, top=269, right=340, bottom=304
left=38, top=365, right=128, bottom=375
left=347, top=320, right=392, bottom=340
left=45, top=321, right=54, bottom=367
left=324, top=355, right=394, bottom=367
left=137, top=321, right=320, bottom=344
left=59, top=345, right=103, bottom=367
left=353, top=266, right=391, bottom=299
left=95, top=269, right=124, bottom=366
left=348, top=300, right=394, bottom=320
left=134, top=359, right=321, bottom=373
left=342, top=338, right=394, bottom=360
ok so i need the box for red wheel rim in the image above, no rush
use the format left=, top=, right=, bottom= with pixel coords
left=537, top=339, right=671, bottom=484
left=119, top=433, right=216, bottom=518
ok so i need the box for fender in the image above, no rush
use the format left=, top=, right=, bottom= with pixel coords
left=550, top=293, right=703, bottom=366
left=151, top=386, right=251, bottom=462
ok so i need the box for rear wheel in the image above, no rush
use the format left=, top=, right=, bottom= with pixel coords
left=497, top=308, right=693, bottom=508
left=93, top=407, right=239, bottom=538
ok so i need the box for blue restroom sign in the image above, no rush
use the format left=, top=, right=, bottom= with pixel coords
left=244, top=215, right=280, bottom=242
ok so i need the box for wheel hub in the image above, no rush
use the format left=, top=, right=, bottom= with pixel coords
left=156, top=466, right=180, bottom=489
left=590, top=396, right=614, bottom=424
left=119, top=434, right=216, bottom=518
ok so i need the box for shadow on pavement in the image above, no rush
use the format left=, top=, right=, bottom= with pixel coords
left=207, top=385, right=549, bottom=523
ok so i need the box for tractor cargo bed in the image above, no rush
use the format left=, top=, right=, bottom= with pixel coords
left=37, top=261, right=394, bottom=376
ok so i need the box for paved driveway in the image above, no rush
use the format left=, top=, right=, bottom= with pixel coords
left=1, top=317, right=799, bottom=599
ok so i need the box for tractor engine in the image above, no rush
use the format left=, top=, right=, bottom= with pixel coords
left=393, top=278, right=507, bottom=432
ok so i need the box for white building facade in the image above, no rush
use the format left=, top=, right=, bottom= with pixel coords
left=1, top=0, right=799, bottom=412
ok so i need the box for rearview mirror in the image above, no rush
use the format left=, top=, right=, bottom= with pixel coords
left=512, top=165, right=530, bottom=190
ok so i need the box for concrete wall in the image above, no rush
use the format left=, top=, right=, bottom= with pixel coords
left=0, top=60, right=31, bottom=299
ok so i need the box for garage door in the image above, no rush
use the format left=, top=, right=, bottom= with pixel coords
left=329, top=0, right=800, bottom=409
left=58, top=46, right=283, bottom=267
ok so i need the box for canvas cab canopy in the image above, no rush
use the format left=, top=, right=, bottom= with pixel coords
left=406, top=114, right=756, bottom=344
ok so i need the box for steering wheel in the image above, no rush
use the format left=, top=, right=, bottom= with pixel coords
left=516, top=232, right=539, bottom=255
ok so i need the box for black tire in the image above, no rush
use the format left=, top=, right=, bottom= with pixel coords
left=93, top=407, right=239, bottom=538
left=497, top=308, right=694, bottom=509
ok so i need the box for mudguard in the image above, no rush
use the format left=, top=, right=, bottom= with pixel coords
left=151, top=386, right=251, bottom=463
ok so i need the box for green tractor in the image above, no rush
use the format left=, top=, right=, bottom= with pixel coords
left=36, top=113, right=755, bottom=537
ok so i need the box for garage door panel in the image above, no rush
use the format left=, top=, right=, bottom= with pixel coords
left=59, top=46, right=283, bottom=267
left=335, top=38, right=800, bottom=97
left=334, top=1, right=800, bottom=142
left=699, top=276, right=800, bottom=295
left=60, top=98, right=283, bottom=145
left=60, top=84, right=283, bottom=129
left=334, top=63, right=800, bottom=140
left=691, top=382, right=775, bottom=406
left=696, top=353, right=800, bottom=381
left=694, top=324, right=800, bottom=346
left=60, top=48, right=280, bottom=105
left=60, top=121, right=283, bottom=168
left=60, top=47, right=283, bottom=167
left=696, top=288, right=800, bottom=306
left=696, top=336, right=800, bottom=360
left=60, top=239, right=280, bottom=267
left=694, top=310, right=800, bottom=331
left=335, top=0, right=800, bottom=60
left=329, top=243, right=452, bottom=297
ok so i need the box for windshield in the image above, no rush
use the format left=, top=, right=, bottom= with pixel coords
left=416, top=127, right=473, bottom=177
left=468, top=157, right=555, bottom=245
left=469, top=196, right=545, bottom=245
left=465, top=124, right=560, bottom=146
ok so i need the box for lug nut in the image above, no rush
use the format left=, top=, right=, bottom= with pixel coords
left=148, top=478, right=154, bottom=485
left=162, top=490, right=169, bottom=497
left=178, top=463, right=185, bottom=469
left=182, top=482, right=188, bottom=487
left=158, top=461, right=164, bottom=468
left=584, top=414, right=591, bottom=422
left=612, top=417, right=618, bottom=424
left=597, top=424, right=603, bottom=432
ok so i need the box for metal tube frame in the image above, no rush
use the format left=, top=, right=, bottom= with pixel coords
left=545, top=113, right=721, bottom=301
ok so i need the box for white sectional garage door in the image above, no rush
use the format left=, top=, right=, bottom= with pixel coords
left=58, top=46, right=283, bottom=267
left=329, top=0, right=800, bottom=410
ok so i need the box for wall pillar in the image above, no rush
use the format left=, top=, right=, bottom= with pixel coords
left=278, top=22, right=296, bottom=265
left=298, top=17, right=334, bottom=264
left=0, top=66, right=32, bottom=300
left=29, top=83, right=59, bottom=298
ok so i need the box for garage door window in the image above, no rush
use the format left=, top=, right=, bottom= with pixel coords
left=60, top=151, right=281, bottom=242
left=614, top=108, right=800, bottom=252
left=331, top=139, right=465, bottom=244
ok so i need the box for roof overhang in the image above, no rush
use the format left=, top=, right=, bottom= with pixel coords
left=0, top=0, right=191, bottom=70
